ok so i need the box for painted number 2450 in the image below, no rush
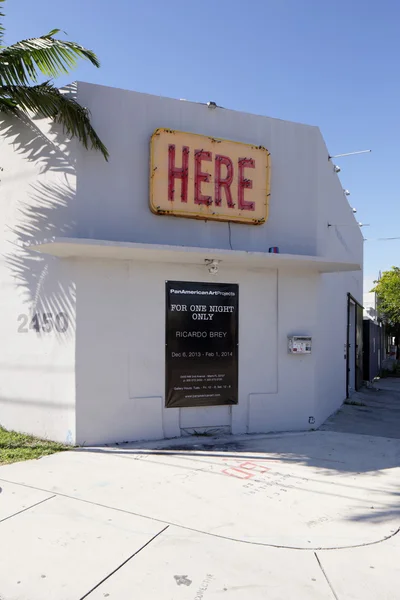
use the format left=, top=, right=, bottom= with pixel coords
left=17, top=312, right=69, bottom=333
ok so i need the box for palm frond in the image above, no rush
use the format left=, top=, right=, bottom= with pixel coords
left=0, top=95, right=19, bottom=115
left=0, top=0, right=5, bottom=44
left=0, top=5, right=107, bottom=160
left=1, top=83, right=108, bottom=160
left=0, top=34, right=100, bottom=86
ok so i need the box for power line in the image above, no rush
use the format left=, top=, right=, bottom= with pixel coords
left=329, top=149, right=371, bottom=158
left=364, top=236, right=400, bottom=241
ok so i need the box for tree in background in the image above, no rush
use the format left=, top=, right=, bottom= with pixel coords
left=373, top=267, right=400, bottom=351
left=0, top=0, right=108, bottom=159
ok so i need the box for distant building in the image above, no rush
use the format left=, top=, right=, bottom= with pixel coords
left=363, top=276, right=385, bottom=380
left=363, top=289, right=379, bottom=322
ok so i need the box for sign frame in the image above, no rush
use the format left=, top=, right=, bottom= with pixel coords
left=150, top=128, right=271, bottom=225
left=165, top=280, right=239, bottom=408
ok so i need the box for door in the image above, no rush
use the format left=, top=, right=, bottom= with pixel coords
left=346, top=294, right=363, bottom=397
left=356, top=303, right=364, bottom=389
left=348, top=299, right=356, bottom=395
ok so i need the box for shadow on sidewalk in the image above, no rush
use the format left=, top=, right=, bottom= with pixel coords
left=74, top=381, right=400, bottom=524
left=320, top=379, right=400, bottom=441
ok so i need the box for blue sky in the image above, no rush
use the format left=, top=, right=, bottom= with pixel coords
left=3, top=0, right=399, bottom=287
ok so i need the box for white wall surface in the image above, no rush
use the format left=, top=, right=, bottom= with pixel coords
left=312, top=127, right=363, bottom=421
left=315, top=125, right=363, bottom=268
left=313, top=144, right=363, bottom=420
left=0, top=115, right=77, bottom=443
left=364, top=291, right=378, bottom=321
left=74, top=82, right=325, bottom=256
left=247, top=270, right=319, bottom=434
left=73, top=257, right=331, bottom=446
left=0, top=261, right=76, bottom=443
left=0, top=83, right=363, bottom=444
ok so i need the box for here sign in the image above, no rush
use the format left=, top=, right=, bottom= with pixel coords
left=150, top=129, right=270, bottom=225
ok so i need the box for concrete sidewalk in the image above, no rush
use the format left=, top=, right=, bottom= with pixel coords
left=1, top=383, right=400, bottom=599
left=321, top=376, right=400, bottom=439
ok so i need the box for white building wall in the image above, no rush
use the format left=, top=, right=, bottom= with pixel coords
left=74, top=82, right=320, bottom=256
left=0, top=116, right=77, bottom=443
left=73, top=258, right=322, bottom=446
left=248, top=269, right=319, bottom=434
left=364, top=291, right=378, bottom=321
left=314, top=130, right=363, bottom=422
left=0, top=83, right=363, bottom=444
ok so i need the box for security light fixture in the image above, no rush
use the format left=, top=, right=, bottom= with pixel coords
left=207, top=101, right=217, bottom=109
left=343, top=189, right=351, bottom=196
left=333, top=165, right=341, bottom=173
left=205, top=259, right=220, bottom=274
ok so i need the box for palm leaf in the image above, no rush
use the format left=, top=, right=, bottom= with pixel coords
left=0, top=1, right=107, bottom=159
left=0, top=95, right=19, bottom=114
left=1, top=83, right=108, bottom=160
left=0, top=0, right=5, bottom=44
left=0, top=34, right=100, bottom=87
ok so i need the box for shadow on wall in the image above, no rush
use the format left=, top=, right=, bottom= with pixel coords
left=0, top=111, right=74, bottom=174
left=2, top=113, right=77, bottom=342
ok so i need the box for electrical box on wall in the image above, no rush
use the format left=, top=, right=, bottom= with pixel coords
left=288, top=336, right=312, bottom=354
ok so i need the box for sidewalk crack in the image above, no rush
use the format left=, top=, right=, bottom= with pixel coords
left=314, top=551, right=339, bottom=600
left=0, top=494, right=56, bottom=524
left=79, top=525, right=169, bottom=599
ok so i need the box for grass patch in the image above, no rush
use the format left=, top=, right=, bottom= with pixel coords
left=0, top=426, right=69, bottom=466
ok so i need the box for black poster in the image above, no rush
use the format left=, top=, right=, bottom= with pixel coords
left=165, top=281, right=239, bottom=408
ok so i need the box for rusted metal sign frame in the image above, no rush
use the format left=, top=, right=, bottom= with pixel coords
left=150, top=128, right=271, bottom=225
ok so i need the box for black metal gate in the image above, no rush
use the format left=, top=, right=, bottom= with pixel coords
left=346, top=293, right=363, bottom=397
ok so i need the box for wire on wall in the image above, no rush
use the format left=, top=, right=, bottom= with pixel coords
left=228, top=222, right=233, bottom=250
left=364, top=237, right=400, bottom=241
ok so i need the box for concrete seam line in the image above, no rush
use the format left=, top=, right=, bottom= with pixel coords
left=72, top=449, right=349, bottom=474
left=1, top=477, right=399, bottom=551
left=0, top=493, right=56, bottom=524
left=79, top=525, right=169, bottom=600
left=75, top=430, right=312, bottom=453
left=314, top=552, right=339, bottom=600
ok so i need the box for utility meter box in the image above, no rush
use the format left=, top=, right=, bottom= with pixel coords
left=288, top=336, right=312, bottom=354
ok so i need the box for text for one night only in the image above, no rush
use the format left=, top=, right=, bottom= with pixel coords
left=170, top=303, right=235, bottom=321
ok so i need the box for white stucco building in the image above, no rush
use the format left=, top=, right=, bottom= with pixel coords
left=363, top=275, right=379, bottom=323
left=0, top=83, right=363, bottom=445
